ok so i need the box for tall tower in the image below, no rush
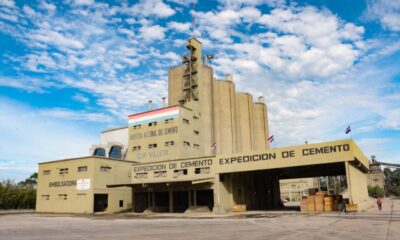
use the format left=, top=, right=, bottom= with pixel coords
left=168, top=38, right=215, bottom=157
left=181, top=38, right=202, bottom=103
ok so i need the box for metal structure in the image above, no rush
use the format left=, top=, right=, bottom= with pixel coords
left=181, top=41, right=199, bottom=102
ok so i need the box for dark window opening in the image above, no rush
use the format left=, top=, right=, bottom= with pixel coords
left=109, top=146, right=122, bottom=159
left=78, top=166, right=87, bottom=172
left=94, top=148, right=106, bottom=157
left=119, top=200, right=124, bottom=207
left=148, top=143, right=157, bottom=149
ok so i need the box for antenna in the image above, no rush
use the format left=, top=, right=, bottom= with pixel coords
left=191, top=2, right=196, bottom=38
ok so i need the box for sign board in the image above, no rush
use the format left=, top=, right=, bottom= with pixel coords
left=77, top=179, right=91, bottom=190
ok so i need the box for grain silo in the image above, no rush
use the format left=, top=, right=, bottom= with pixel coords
left=235, top=92, right=255, bottom=153
left=252, top=96, right=269, bottom=151
left=213, top=77, right=237, bottom=155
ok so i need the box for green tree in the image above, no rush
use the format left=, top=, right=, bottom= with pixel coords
left=384, top=168, right=400, bottom=196
left=368, top=185, right=385, bottom=198
left=0, top=173, right=37, bottom=209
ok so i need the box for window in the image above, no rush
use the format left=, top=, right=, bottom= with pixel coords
left=193, top=116, right=199, bottom=120
left=164, top=118, right=174, bottom=123
left=194, top=144, right=200, bottom=149
left=148, top=143, right=157, bottom=149
left=173, top=169, right=188, bottom=177
left=78, top=166, right=87, bottom=172
left=165, top=141, right=174, bottom=146
left=41, top=195, right=49, bottom=200
left=154, top=171, right=167, bottom=177
left=58, top=194, right=67, bottom=200
left=148, top=121, right=157, bottom=126
left=135, top=172, right=148, bottom=178
left=183, top=118, right=189, bottom=124
left=133, top=124, right=141, bottom=129
left=100, top=166, right=112, bottom=172
left=59, top=168, right=68, bottom=175
left=109, top=146, right=122, bottom=159
left=43, top=170, right=51, bottom=175
left=183, top=141, right=190, bottom=147
left=93, top=148, right=106, bottom=157
left=193, top=130, right=199, bottom=135
left=195, top=167, right=210, bottom=174
left=132, top=146, right=141, bottom=151
left=119, top=200, right=124, bottom=208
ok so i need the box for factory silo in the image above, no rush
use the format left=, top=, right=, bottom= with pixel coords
left=198, top=64, right=215, bottom=156
left=168, top=65, right=183, bottom=106
left=235, top=93, right=255, bottom=153
left=252, top=97, right=269, bottom=151
left=213, top=78, right=237, bottom=155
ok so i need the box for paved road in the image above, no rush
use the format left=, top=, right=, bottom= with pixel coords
left=0, top=199, right=399, bottom=240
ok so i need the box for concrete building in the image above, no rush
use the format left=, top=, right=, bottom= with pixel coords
left=36, top=38, right=371, bottom=214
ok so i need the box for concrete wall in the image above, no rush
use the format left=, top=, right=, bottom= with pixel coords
left=36, top=157, right=133, bottom=214
left=235, top=93, right=255, bottom=153
left=252, top=103, right=268, bottom=151
left=346, top=162, right=370, bottom=211
left=213, top=80, right=237, bottom=155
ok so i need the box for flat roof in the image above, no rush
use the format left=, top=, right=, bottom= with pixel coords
left=101, top=126, right=128, bottom=133
left=39, top=156, right=138, bottom=165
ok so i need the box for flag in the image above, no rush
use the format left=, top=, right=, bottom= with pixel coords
left=345, top=125, right=351, bottom=134
left=267, top=135, right=274, bottom=143
left=211, top=143, right=216, bottom=150
left=206, top=54, right=215, bottom=60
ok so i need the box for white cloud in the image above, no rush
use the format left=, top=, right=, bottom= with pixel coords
left=73, top=93, right=90, bottom=103
left=379, top=109, right=400, bottom=130
left=139, top=24, right=166, bottom=41
left=366, top=0, right=400, bottom=31
left=0, top=0, right=15, bottom=8
left=73, top=0, right=94, bottom=6
left=168, top=21, right=191, bottom=32
left=0, top=98, right=99, bottom=181
left=121, top=0, right=175, bottom=18
left=29, top=30, right=85, bottom=49
left=39, top=108, right=113, bottom=123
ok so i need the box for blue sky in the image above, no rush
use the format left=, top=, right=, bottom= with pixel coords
left=0, top=0, right=399, bottom=181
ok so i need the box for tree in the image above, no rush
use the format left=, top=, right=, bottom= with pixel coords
left=0, top=173, right=37, bottom=209
left=384, top=168, right=400, bottom=196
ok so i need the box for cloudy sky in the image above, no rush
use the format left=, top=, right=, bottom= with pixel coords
left=0, top=0, right=399, bottom=181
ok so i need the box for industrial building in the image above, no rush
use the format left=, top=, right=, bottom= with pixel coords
left=36, top=38, right=370, bottom=214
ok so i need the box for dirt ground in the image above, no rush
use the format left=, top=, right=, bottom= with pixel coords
left=0, top=198, right=399, bottom=240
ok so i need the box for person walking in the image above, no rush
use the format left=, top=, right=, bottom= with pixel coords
left=377, top=197, right=382, bottom=210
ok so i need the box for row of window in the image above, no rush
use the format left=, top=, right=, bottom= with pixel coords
left=135, top=167, right=210, bottom=179
left=41, top=194, right=125, bottom=207
left=43, top=166, right=111, bottom=175
left=132, top=116, right=200, bottom=129
left=132, top=141, right=200, bottom=151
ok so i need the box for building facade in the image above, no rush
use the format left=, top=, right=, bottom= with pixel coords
left=36, top=38, right=370, bottom=214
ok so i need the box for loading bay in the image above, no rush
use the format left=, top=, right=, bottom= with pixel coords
left=1, top=199, right=399, bottom=240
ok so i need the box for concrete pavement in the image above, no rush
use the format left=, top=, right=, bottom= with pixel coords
left=0, top=198, right=399, bottom=240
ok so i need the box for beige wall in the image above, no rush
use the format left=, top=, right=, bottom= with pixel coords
left=213, top=80, right=237, bottom=155
left=36, top=157, right=133, bottom=214
left=235, top=93, right=255, bottom=153
left=346, top=162, right=370, bottom=211
left=252, top=103, right=268, bottom=151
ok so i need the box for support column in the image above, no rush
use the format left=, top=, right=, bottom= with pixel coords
left=188, top=190, right=192, bottom=207
left=169, top=190, right=173, bottom=213
left=193, top=190, right=197, bottom=207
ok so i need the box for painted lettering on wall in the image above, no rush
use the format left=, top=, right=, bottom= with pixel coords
left=219, top=144, right=350, bottom=165
left=133, top=159, right=213, bottom=173
left=49, top=180, right=77, bottom=187
left=130, top=126, right=178, bottom=140
left=137, top=150, right=169, bottom=160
